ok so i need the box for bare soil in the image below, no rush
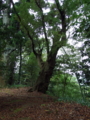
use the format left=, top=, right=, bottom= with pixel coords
left=0, top=87, right=90, bottom=120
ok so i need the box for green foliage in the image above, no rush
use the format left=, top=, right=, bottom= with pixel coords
left=8, top=84, right=27, bottom=88
left=22, top=52, right=40, bottom=87
left=47, top=71, right=90, bottom=106
left=58, top=95, right=90, bottom=107
left=47, top=71, right=81, bottom=99
left=4, top=51, right=17, bottom=85
left=13, top=108, right=23, bottom=113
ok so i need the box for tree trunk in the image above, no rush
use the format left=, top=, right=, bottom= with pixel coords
left=18, top=40, right=22, bottom=84
left=34, top=52, right=57, bottom=93
left=3, top=0, right=10, bottom=25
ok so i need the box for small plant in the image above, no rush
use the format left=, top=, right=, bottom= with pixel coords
left=41, top=104, right=46, bottom=107
left=13, top=108, right=22, bottom=113
left=8, top=84, right=27, bottom=88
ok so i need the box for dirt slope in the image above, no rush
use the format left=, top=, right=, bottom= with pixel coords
left=0, top=87, right=90, bottom=120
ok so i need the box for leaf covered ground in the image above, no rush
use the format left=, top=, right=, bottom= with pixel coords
left=0, top=87, right=90, bottom=120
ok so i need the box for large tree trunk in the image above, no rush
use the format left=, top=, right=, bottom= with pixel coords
left=34, top=52, right=57, bottom=93
left=34, top=66, right=53, bottom=93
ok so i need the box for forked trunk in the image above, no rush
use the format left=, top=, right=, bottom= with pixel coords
left=34, top=53, right=57, bottom=93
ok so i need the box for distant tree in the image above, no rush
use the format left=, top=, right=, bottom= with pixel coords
left=0, top=0, right=28, bottom=85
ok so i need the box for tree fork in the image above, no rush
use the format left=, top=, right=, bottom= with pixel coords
left=34, top=50, right=57, bottom=93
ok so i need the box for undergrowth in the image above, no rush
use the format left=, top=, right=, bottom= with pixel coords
left=58, top=96, right=90, bottom=107
left=47, top=91, right=90, bottom=107
left=7, top=84, right=28, bottom=88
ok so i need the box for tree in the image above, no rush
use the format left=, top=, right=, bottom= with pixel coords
left=59, top=46, right=87, bottom=99
left=67, top=0, right=90, bottom=100
left=0, top=0, right=28, bottom=86
left=11, top=0, right=84, bottom=93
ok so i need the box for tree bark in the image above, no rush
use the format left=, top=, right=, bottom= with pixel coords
left=34, top=51, right=57, bottom=93
left=34, top=64, right=54, bottom=93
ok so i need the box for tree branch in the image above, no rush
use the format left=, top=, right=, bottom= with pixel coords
left=11, top=0, right=37, bottom=56
left=55, top=0, right=66, bottom=33
left=35, top=0, right=49, bottom=54
left=55, top=0, right=67, bottom=46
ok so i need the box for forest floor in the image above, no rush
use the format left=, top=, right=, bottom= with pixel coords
left=0, top=87, right=90, bottom=120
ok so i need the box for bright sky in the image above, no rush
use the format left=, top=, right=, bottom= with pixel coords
left=13, top=0, right=54, bottom=3
left=13, top=0, right=19, bottom=3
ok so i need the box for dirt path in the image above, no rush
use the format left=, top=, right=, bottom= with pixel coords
left=0, top=87, right=90, bottom=120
